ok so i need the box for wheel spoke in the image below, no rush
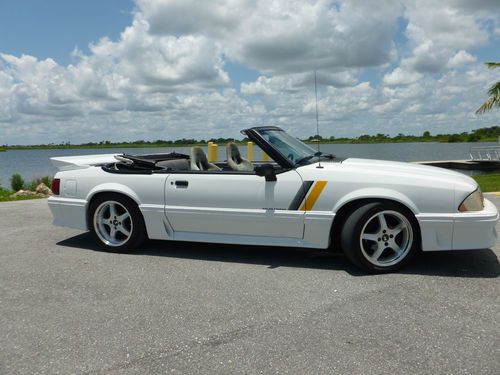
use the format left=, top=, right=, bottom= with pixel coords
left=109, top=227, right=117, bottom=240
left=118, top=212, right=130, bottom=222
left=377, top=213, right=388, bottom=231
left=362, top=233, right=379, bottom=242
left=391, top=223, right=405, bottom=236
left=118, top=226, right=130, bottom=237
left=109, top=203, right=118, bottom=218
left=391, top=243, right=403, bottom=255
left=370, top=245, right=385, bottom=261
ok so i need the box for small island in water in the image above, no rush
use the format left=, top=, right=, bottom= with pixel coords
left=1, top=125, right=499, bottom=150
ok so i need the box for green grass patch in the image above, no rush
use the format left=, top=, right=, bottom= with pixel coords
left=473, top=174, right=500, bottom=193
left=0, top=188, right=45, bottom=202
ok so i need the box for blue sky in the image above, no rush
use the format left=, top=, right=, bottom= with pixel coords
left=0, top=0, right=499, bottom=145
left=0, top=0, right=135, bottom=65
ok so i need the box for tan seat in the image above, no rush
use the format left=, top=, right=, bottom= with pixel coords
left=226, top=143, right=253, bottom=171
left=190, top=147, right=221, bottom=171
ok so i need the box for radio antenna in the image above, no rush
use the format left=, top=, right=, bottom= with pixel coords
left=314, top=70, right=323, bottom=168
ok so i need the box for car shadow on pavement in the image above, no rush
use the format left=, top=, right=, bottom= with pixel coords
left=57, top=233, right=499, bottom=278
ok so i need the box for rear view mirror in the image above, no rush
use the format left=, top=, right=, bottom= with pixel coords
left=254, top=164, right=277, bottom=182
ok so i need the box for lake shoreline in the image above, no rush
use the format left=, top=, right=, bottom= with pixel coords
left=3, top=138, right=500, bottom=151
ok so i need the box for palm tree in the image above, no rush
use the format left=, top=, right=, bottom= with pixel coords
left=476, top=62, right=500, bottom=114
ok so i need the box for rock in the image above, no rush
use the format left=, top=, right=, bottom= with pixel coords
left=35, top=183, right=52, bottom=196
left=10, top=184, right=52, bottom=198
left=11, top=190, right=36, bottom=197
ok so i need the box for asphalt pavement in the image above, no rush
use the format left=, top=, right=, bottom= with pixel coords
left=0, top=197, right=499, bottom=374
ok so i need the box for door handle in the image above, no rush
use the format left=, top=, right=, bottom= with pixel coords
left=175, top=180, right=189, bottom=187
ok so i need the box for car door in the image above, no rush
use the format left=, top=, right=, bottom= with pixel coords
left=164, top=170, right=305, bottom=239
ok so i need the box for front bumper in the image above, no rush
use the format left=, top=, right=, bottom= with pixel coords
left=48, top=196, right=88, bottom=231
left=452, top=198, right=498, bottom=250
left=417, top=198, right=498, bottom=251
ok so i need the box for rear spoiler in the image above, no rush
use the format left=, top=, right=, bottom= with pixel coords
left=50, top=154, right=119, bottom=171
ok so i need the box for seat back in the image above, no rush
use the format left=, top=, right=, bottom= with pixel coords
left=227, top=143, right=254, bottom=171
left=190, top=147, right=221, bottom=171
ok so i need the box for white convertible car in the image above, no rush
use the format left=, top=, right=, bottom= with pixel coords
left=48, top=126, right=498, bottom=273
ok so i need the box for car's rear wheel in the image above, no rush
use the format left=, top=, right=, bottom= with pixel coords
left=341, top=201, right=419, bottom=273
left=88, top=194, right=145, bottom=252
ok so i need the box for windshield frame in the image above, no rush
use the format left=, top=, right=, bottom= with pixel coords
left=243, top=126, right=319, bottom=168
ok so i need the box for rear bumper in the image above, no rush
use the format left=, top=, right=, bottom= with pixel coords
left=417, top=198, right=498, bottom=251
left=48, top=196, right=88, bottom=231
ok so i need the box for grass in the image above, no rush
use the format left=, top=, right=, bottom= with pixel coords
left=0, top=187, right=46, bottom=202
left=473, top=174, right=500, bottom=193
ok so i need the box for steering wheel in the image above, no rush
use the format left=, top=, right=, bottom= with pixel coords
left=287, top=153, right=294, bottom=161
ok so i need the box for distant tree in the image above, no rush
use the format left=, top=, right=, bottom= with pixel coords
left=476, top=62, right=500, bottom=114
left=447, top=134, right=462, bottom=143
left=423, top=131, right=431, bottom=137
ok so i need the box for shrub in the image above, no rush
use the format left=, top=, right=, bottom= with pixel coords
left=10, top=173, right=25, bottom=192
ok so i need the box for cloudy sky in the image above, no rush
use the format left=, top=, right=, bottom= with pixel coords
left=0, top=0, right=499, bottom=145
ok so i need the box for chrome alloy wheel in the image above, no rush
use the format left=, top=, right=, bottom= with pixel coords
left=93, top=200, right=133, bottom=247
left=359, top=210, right=413, bottom=267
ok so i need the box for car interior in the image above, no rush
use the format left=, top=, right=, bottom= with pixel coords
left=103, top=143, right=282, bottom=175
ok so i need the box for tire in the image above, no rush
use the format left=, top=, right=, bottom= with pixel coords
left=88, top=194, right=146, bottom=252
left=340, top=201, right=419, bottom=273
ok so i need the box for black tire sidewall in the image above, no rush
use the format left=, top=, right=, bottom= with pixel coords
left=88, top=194, right=145, bottom=252
left=341, top=201, right=419, bottom=273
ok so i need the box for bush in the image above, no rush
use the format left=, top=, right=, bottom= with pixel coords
left=10, top=173, right=25, bottom=192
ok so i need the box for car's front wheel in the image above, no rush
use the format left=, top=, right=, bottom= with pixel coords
left=341, top=202, right=419, bottom=273
left=88, top=194, right=145, bottom=252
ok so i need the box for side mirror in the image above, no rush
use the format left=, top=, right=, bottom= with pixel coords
left=254, top=164, right=277, bottom=182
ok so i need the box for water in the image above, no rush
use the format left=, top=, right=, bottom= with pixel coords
left=0, top=142, right=497, bottom=186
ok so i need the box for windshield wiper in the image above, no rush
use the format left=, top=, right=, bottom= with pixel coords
left=295, top=155, right=315, bottom=165
left=319, top=152, right=335, bottom=159
left=296, top=151, right=335, bottom=165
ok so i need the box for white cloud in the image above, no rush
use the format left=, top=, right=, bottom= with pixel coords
left=241, top=71, right=358, bottom=96
left=0, top=0, right=499, bottom=145
left=383, top=67, right=422, bottom=86
left=446, top=50, right=477, bottom=68
left=137, top=0, right=401, bottom=73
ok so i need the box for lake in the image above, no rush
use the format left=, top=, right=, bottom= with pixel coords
left=0, top=142, right=498, bottom=186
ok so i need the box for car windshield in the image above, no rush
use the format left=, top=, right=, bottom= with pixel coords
left=257, top=129, right=318, bottom=165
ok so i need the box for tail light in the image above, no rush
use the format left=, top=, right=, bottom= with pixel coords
left=52, top=179, right=60, bottom=195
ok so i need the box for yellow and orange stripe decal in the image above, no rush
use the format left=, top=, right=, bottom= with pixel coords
left=299, top=180, right=327, bottom=211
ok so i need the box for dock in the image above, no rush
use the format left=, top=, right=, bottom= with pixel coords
left=415, top=160, right=500, bottom=170
left=415, top=145, right=500, bottom=171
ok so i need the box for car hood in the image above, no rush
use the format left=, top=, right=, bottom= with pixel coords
left=317, top=158, right=478, bottom=191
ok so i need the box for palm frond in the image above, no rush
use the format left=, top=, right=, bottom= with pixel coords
left=485, top=62, right=500, bottom=69
left=476, top=81, right=500, bottom=114
left=487, top=81, right=500, bottom=97
left=476, top=62, right=500, bottom=114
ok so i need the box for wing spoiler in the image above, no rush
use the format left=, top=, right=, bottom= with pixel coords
left=50, top=154, right=119, bottom=171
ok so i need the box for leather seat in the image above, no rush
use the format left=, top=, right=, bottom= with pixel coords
left=190, top=147, right=221, bottom=171
left=226, top=143, right=253, bottom=171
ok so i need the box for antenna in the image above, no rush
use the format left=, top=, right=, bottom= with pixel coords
left=314, top=70, right=323, bottom=168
